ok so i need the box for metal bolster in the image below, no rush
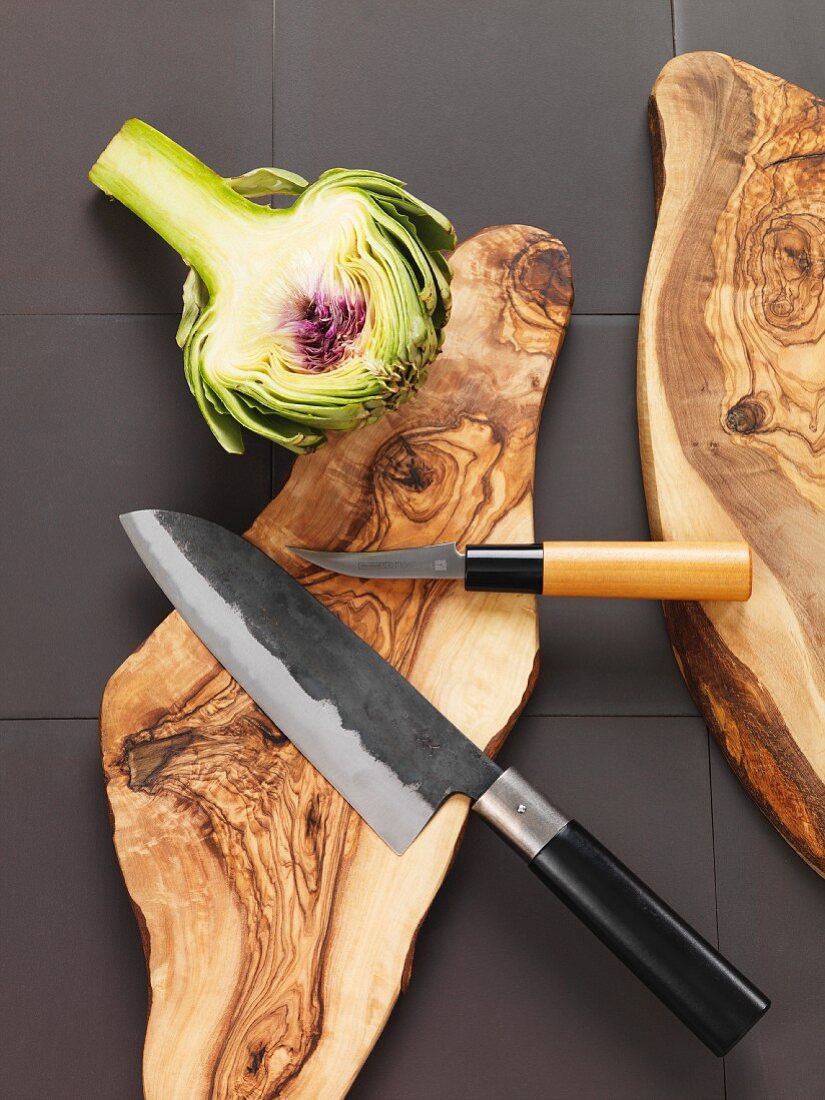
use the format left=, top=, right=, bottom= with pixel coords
left=472, top=768, right=569, bottom=861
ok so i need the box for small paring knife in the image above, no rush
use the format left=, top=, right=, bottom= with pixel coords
left=122, top=511, right=768, bottom=1056
left=289, top=540, right=753, bottom=601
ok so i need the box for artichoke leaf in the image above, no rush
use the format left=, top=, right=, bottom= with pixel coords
left=184, top=344, right=245, bottom=454
left=223, top=166, right=308, bottom=199
left=218, top=389, right=326, bottom=452
left=372, top=198, right=448, bottom=315
left=316, top=170, right=456, bottom=252
left=176, top=267, right=209, bottom=348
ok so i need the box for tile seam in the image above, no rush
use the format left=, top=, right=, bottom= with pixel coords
left=0, top=311, right=643, bottom=319
left=0, top=713, right=700, bottom=723
left=270, top=0, right=277, bottom=501
left=522, top=712, right=699, bottom=719
left=0, top=313, right=180, bottom=318
left=0, top=717, right=97, bottom=723
left=705, top=729, right=728, bottom=1099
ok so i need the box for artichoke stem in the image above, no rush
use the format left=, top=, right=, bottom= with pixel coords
left=89, top=118, right=257, bottom=292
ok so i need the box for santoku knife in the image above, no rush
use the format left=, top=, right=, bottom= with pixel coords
left=122, top=510, right=768, bottom=1056
left=289, top=540, right=752, bottom=600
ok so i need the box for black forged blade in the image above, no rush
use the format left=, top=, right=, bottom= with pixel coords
left=120, top=510, right=500, bottom=853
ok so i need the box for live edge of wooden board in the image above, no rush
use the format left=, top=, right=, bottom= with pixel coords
left=100, top=224, right=573, bottom=1100
left=639, top=52, right=825, bottom=876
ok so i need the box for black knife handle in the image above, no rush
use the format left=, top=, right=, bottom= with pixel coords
left=465, top=544, right=543, bottom=593
left=532, top=821, right=768, bottom=1054
left=473, top=769, right=769, bottom=1055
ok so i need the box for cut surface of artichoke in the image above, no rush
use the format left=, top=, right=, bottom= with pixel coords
left=90, top=119, right=456, bottom=453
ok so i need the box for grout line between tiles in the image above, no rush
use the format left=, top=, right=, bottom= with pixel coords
left=705, top=729, right=728, bottom=1098
left=0, top=311, right=642, bottom=319
left=522, top=712, right=698, bottom=719
left=705, top=730, right=723, bottom=950
left=270, top=0, right=277, bottom=500
left=273, top=0, right=277, bottom=500
left=0, top=312, right=180, bottom=318
left=278, top=0, right=281, bottom=169
left=0, top=713, right=700, bottom=724
left=0, top=716, right=99, bottom=723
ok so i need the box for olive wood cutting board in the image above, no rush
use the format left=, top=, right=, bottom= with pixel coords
left=100, top=224, right=573, bottom=1099
left=639, top=53, right=825, bottom=874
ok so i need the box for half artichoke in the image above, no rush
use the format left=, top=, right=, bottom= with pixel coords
left=90, top=120, right=456, bottom=453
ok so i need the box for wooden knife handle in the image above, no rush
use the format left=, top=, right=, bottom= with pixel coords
left=464, top=542, right=752, bottom=600
left=541, top=541, right=752, bottom=600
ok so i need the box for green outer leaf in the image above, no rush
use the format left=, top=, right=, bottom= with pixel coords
left=176, top=268, right=209, bottom=347
left=223, top=167, right=308, bottom=198
left=183, top=313, right=245, bottom=454
left=314, top=169, right=457, bottom=251
left=217, top=388, right=326, bottom=452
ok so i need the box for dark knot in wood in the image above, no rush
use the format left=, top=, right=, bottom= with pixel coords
left=513, top=238, right=573, bottom=318
left=124, top=729, right=197, bottom=789
left=377, top=435, right=435, bottom=493
left=246, top=1045, right=266, bottom=1076
left=759, top=215, right=825, bottom=330
left=725, top=398, right=767, bottom=434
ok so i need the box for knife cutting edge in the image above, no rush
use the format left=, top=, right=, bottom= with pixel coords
left=121, top=510, right=768, bottom=1056
left=289, top=540, right=753, bottom=601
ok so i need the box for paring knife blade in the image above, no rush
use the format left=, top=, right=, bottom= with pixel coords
left=121, top=510, right=768, bottom=1055
left=291, top=541, right=466, bottom=581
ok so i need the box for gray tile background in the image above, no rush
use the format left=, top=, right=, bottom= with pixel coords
left=1, top=2, right=823, bottom=1097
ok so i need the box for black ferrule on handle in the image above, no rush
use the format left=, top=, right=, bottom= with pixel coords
left=465, top=544, right=543, bottom=593
left=531, top=821, right=770, bottom=1055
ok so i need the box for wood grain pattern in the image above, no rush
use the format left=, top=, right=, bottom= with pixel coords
left=639, top=52, right=825, bottom=874
left=100, top=224, right=572, bottom=1099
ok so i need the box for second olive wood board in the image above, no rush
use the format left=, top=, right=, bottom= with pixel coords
left=639, top=52, right=825, bottom=875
